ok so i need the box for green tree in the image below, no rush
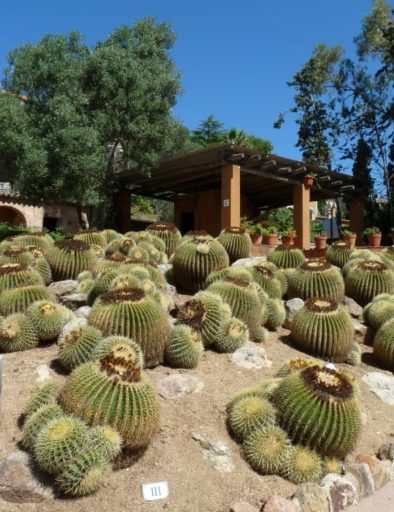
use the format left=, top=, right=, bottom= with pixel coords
left=191, top=115, right=224, bottom=146
left=0, top=18, right=182, bottom=228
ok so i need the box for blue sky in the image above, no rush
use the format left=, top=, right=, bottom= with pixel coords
left=0, top=0, right=376, bottom=166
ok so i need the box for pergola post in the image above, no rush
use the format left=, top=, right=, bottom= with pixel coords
left=293, top=183, right=310, bottom=250
left=117, top=188, right=132, bottom=233
left=349, top=196, right=365, bottom=246
left=221, top=165, right=241, bottom=229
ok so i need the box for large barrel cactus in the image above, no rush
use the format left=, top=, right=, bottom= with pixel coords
left=205, top=266, right=252, bottom=287
left=0, top=262, right=43, bottom=292
left=60, top=339, right=159, bottom=449
left=0, top=285, right=56, bottom=315
left=27, top=301, right=74, bottom=341
left=46, top=240, right=98, bottom=280
left=207, top=278, right=265, bottom=341
left=0, top=313, right=39, bottom=352
left=0, top=247, right=36, bottom=266
left=172, top=236, right=229, bottom=294
left=364, top=294, right=394, bottom=330
left=345, top=260, right=394, bottom=306
left=382, top=246, right=394, bottom=262
left=165, top=324, right=204, bottom=368
left=74, top=230, right=107, bottom=248
left=146, top=222, right=182, bottom=257
left=273, top=365, right=362, bottom=457
left=373, top=318, right=394, bottom=371
left=13, top=232, right=54, bottom=252
left=217, top=227, right=251, bottom=263
left=287, top=260, right=345, bottom=302
left=291, top=298, right=353, bottom=361
left=88, top=287, right=170, bottom=367
left=249, top=264, right=283, bottom=299
left=326, top=241, right=354, bottom=268
left=267, top=245, right=305, bottom=269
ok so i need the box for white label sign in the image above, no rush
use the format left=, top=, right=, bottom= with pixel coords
left=223, top=199, right=230, bottom=207
left=142, top=481, right=169, bottom=501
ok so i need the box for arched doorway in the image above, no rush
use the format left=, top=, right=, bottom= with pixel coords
left=0, top=205, right=27, bottom=226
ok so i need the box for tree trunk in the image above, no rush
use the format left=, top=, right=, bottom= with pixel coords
left=76, top=206, right=89, bottom=231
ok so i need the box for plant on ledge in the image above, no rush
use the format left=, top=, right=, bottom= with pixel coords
left=364, top=227, right=382, bottom=248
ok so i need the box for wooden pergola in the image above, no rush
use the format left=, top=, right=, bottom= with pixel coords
left=117, top=144, right=364, bottom=249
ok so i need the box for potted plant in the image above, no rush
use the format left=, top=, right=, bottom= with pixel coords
left=303, top=172, right=318, bottom=189
left=364, top=227, right=382, bottom=247
left=281, top=229, right=296, bottom=246
left=262, top=226, right=278, bottom=246
left=312, top=220, right=328, bottom=250
left=249, top=223, right=264, bottom=244
left=343, top=229, right=357, bottom=248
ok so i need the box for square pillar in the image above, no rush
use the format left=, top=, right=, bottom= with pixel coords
left=293, top=183, right=310, bottom=250
left=349, top=196, right=365, bottom=246
left=117, top=189, right=132, bottom=233
left=221, top=165, right=241, bottom=229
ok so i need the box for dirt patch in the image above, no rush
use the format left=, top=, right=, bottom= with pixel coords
left=1, top=328, right=393, bottom=512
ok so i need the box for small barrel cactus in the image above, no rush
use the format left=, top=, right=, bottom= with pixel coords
left=58, top=322, right=103, bottom=370
left=214, top=317, right=249, bottom=352
left=46, top=240, right=98, bottom=280
left=276, top=358, right=321, bottom=378
left=31, top=250, right=52, bottom=285
left=249, top=264, right=283, bottom=299
left=291, top=298, right=353, bottom=362
left=265, top=298, right=286, bottom=330
left=89, top=425, right=122, bottom=460
left=176, top=291, right=223, bottom=347
left=34, top=416, right=89, bottom=474
left=345, top=260, right=394, bottom=306
left=0, top=285, right=56, bottom=315
left=217, top=227, right=251, bottom=263
left=13, top=232, right=54, bottom=252
left=127, top=246, right=150, bottom=264
left=165, top=324, right=204, bottom=368
left=60, top=340, right=159, bottom=449
left=242, top=425, right=291, bottom=475
left=0, top=246, right=36, bottom=266
left=373, top=318, right=394, bottom=371
left=205, top=266, right=252, bottom=287
left=363, top=294, right=394, bottom=330
left=74, top=230, right=107, bottom=248
left=0, top=262, right=43, bottom=292
left=22, top=404, right=64, bottom=451
left=146, top=222, right=182, bottom=257
left=287, top=260, right=345, bottom=302
left=27, top=301, right=74, bottom=341
left=0, top=313, right=39, bottom=352
left=228, top=395, right=276, bottom=441
left=137, top=241, right=161, bottom=264
left=267, top=245, right=305, bottom=269
left=101, top=229, right=123, bottom=244
left=326, top=241, right=354, bottom=268
left=273, top=365, right=361, bottom=457
left=23, top=380, right=62, bottom=418
left=283, top=446, right=323, bottom=484
left=172, top=236, right=229, bottom=294
left=88, top=287, right=170, bottom=367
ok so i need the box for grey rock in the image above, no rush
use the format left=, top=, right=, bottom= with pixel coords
left=261, top=494, right=297, bottom=511
left=230, top=502, right=259, bottom=512
left=35, top=364, right=51, bottom=383
left=158, top=263, right=172, bottom=275
left=362, top=372, right=394, bottom=405
left=48, top=280, right=78, bottom=297
left=292, top=483, right=330, bottom=512
left=283, top=298, right=304, bottom=329
left=156, top=374, right=204, bottom=400
left=355, top=454, right=390, bottom=490
left=232, top=256, right=267, bottom=267
left=321, top=473, right=358, bottom=510
left=230, top=345, right=272, bottom=369
left=345, top=462, right=375, bottom=498
left=380, top=460, right=394, bottom=481
left=0, top=451, right=53, bottom=503
left=59, top=292, right=87, bottom=310
left=352, top=319, right=367, bottom=343
left=166, top=283, right=176, bottom=296
left=378, top=443, right=394, bottom=461
left=193, top=433, right=234, bottom=473
left=74, top=305, right=91, bottom=319
left=343, top=296, right=363, bottom=318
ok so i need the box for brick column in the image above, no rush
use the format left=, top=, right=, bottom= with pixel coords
left=349, top=196, right=365, bottom=246
left=293, top=183, right=310, bottom=250
left=221, top=165, right=241, bottom=229
left=117, top=189, right=132, bottom=233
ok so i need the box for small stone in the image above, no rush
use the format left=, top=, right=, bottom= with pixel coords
left=352, top=319, right=367, bottom=343
left=261, top=494, right=297, bottom=511
left=377, top=443, right=394, bottom=461
left=292, top=483, right=330, bottom=512
left=0, top=451, right=53, bottom=503
left=193, top=434, right=234, bottom=473
left=35, top=364, right=50, bottom=383
left=59, top=293, right=87, bottom=310
left=380, top=460, right=394, bottom=481
left=321, top=473, right=358, bottom=510
left=74, top=305, right=91, bottom=319
left=345, top=462, right=375, bottom=498
left=232, top=256, right=267, bottom=267
left=230, top=346, right=272, bottom=369
left=156, top=374, right=204, bottom=400
left=48, top=280, right=78, bottom=297
left=283, top=298, right=304, bottom=329
left=165, top=283, right=176, bottom=296
left=343, top=296, right=363, bottom=318
left=230, top=502, right=259, bottom=512
left=356, top=454, right=390, bottom=490
left=158, top=263, right=172, bottom=276
left=362, top=372, right=394, bottom=405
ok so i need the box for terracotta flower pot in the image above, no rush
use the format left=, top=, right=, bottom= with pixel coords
left=250, top=233, right=262, bottom=245
left=263, top=233, right=278, bottom=246
left=314, top=235, right=327, bottom=250
left=281, top=236, right=294, bottom=246
left=303, top=175, right=315, bottom=189
left=344, top=234, right=357, bottom=249
left=367, top=233, right=382, bottom=247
